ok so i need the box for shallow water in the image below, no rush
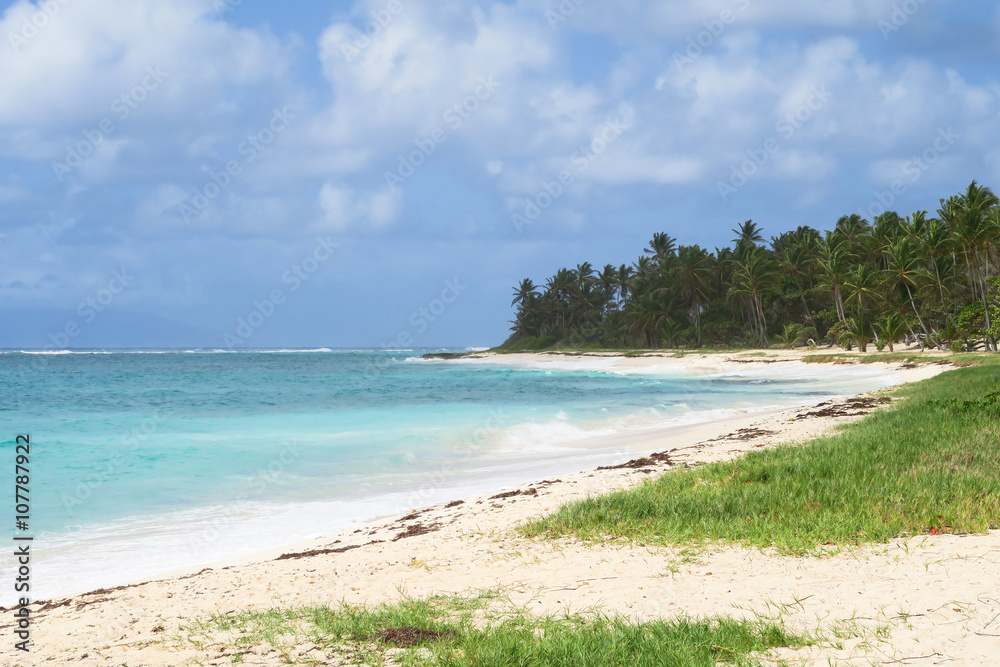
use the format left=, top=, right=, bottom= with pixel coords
left=0, top=348, right=900, bottom=602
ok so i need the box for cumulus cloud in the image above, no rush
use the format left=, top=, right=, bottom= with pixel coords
left=1, top=0, right=999, bottom=338
left=316, top=183, right=402, bottom=232
left=0, top=0, right=290, bottom=128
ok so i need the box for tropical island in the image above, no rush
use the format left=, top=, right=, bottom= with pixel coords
left=506, top=181, right=1000, bottom=354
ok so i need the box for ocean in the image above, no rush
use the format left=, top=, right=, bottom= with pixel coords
left=0, top=348, right=901, bottom=603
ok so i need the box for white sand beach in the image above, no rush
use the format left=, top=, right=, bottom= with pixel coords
left=5, top=350, right=998, bottom=666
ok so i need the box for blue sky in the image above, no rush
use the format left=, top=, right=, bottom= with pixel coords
left=1, top=0, right=999, bottom=348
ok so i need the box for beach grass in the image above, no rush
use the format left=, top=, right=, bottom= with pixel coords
left=802, top=351, right=976, bottom=366
left=179, top=593, right=812, bottom=666
left=522, top=359, right=1000, bottom=553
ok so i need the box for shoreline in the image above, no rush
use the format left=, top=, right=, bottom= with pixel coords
left=21, top=349, right=937, bottom=603
left=7, top=350, right=989, bottom=665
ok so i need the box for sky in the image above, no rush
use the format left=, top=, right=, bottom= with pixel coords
left=1, top=0, right=999, bottom=349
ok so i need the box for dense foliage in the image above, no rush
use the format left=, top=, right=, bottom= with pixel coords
left=508, top=181, right=1000, bottom=352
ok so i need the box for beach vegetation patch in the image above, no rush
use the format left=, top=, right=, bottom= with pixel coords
left=179, top=592, right=813, bottom=665
left=522, top=363, right=1000, bottom=553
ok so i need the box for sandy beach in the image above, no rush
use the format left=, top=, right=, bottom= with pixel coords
left=6, top=350, right=999, bottom=666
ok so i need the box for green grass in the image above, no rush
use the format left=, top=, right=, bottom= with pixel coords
left=522, top=362, right=1000, bottom=553
left=802, top=351, right=979, bottom=366
left=179, top=593, right=813, bottom=666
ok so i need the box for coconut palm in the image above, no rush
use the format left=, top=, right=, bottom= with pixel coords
left=505, top=180, right=999, bottom=352
left=776, top=232, right=819, bottom=321
left=644, top=232, right=676, bottom=261
left=885, top=238, right=933, bottom=342
left=774, top=323, right=805, bottom=348
left=599, top=264, right=618, bottom=308
left=671, top=245, right=713, bottom=345
left=876, top=313, right=908, bottom=352
left=512, top=278, right=538, bottom=307
left=949, top=181, right=999, bottom=349
left=731, top=220, right=764, bottom=260
left=729, top=247, right=780, bottom=347
left=628, top=291, right=682, bottom=348
left=819, top=243, right=851, bottom=323
left=615, top=264, right=634, bottom=307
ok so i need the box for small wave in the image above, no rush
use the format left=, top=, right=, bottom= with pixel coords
left=18, top=349, right=111, bottom=355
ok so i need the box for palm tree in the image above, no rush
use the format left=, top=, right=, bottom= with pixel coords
left=949, top=181, right=999, bottom=349
left=819, top=243, right=851, bottom=323
left=870, top=212, right=904, bottom=268
left=729, top=247, right=779, bottom=347
left=844, top=263, right=884, bottom=313
left=599, top=264, right=618, bottom=309
left=645, top=233, right=676, bottom=261
left=885, top=238, right=933, bottom=342
left=844, top=263, right=885, bottom=345
left=572, top=282, right=605, bottom=329
left=511, top=278, right=538, bottom=307
left=633, top=256, right=653, bottom=284
left=917, top=218, right=953, bottom=303
left=845, top=311, right=874, bottom=353
left=774, top=323, right=805, bottom=348
left=731, top=220, right=764, bottom=260
left=876, top=313, right=907, bottom=352
left=615, top=264, right=634, bottom=307
left=672, top=245, right=713, bottom=346
left=505, top=181, right=999, bottom=353
left=628, top=291, right=682, bottom=348
left=776, top=233, right=819, bottom=321
left=545, top=268, right=577, bottom=336
left=834, top=214, right=871, bottom=248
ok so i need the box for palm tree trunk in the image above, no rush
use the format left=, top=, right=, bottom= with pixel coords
left=931, top=260, right=945, bottom=305
left=755, top=294, right=768, bottom=347
left=905, top=284, right=930, bottom=339
left=973, top=248, right=994, bottom=350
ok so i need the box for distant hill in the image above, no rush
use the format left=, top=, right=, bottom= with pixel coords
left=0, top=308, right=219, bottom=349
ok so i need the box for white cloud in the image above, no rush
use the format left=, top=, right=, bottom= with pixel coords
left=316, top=183, right=402, bottom=232
left=0, top=0, right=291, bottom=128
left=541, top=0, right=904, bottom=40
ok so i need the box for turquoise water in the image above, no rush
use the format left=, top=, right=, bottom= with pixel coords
left=0, top=349, right=900, bottom=601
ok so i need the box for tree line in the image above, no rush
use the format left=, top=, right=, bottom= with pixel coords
left=508, top=181, right=1000, bottom=352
